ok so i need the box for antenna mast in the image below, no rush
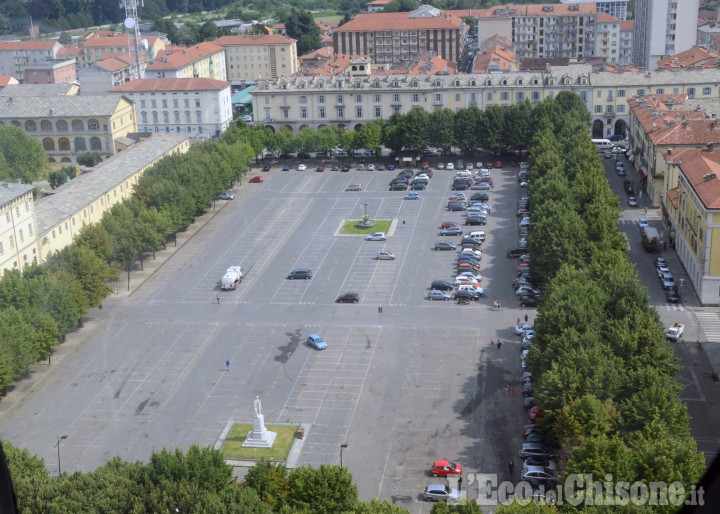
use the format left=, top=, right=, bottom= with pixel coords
left=121, top=0, right=145, bottom=79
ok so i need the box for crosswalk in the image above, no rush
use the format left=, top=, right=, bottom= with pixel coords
left=696, top=312, right=720, bottom=342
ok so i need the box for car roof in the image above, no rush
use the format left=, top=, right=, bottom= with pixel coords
left=294, top=268, right=311, bottom=272
left=308, top=334, right=321, bottom=339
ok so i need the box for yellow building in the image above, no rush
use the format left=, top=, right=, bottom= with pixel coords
left=661, top=145, right=720, bottom=304
left=0, top=183, right=39, bottom=274
left=214, top=34, right=298, bottom=84
left=0, top=94, right=137, bottom=164
left=145, top=42, right=227, bottom=81
left=34, top=133, right=190, bottom=262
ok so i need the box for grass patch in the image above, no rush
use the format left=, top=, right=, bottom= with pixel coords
left=341, top=219, right=392, bottom=235
left=221, top=424, right=297, bottom=461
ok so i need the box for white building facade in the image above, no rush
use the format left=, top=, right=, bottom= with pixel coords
left=633, top=0, right=700, bottom=70
left=0, top=183, right=39, bottom=275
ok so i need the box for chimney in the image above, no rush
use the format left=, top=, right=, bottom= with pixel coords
left=668, top=149, right=673, bottom=155
left=708, top=142, right=715, bottom=152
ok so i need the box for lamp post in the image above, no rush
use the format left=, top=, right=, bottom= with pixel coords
left=340, top=443, right=348, bottom=467
left=55, top=434, right=68, bottom=475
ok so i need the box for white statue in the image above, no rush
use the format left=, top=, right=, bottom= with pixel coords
left=254, top=396, right=262, bottom=418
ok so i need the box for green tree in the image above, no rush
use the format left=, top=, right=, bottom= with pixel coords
left=401, top=107, right=430, bottom=153
left=243, top=458, right=290, bottom=510
left=285, top=9, right=321, bottom=55
left=428, top=108, right=455, bottom=154
left=48, top=169, right=68, bottom=189
left=198, top=20, right=219, bottom=41
left=503, top=100, right=532, bottom=155
left=453, top=106, right=481, bottom=155
left=250, top=24, right=270, bottom=35
left=74, top=222, right=114, bottom=262
left=287, top=464, right=358, bottom=514
left=76, top=151, right=102, bottom=167
left=356, top=119, right=383, bottom=154
left=479, top=104, right=505, bottom=154
left=0, top=125, right=46, bottom=182
left=383, top=112, right=405, bottom=153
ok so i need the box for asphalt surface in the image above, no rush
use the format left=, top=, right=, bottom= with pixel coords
left=0, top=153, right=718, bottom=512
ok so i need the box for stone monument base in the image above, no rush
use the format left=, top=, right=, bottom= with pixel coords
left=242, top=415, right=277, bottom=448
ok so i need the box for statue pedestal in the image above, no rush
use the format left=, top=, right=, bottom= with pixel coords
left=242, top=414, right=277, bottom=448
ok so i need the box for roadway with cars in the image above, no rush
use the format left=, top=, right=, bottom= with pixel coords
left=3, top=151, right=718, bottom=509
left=602, top=146, right=720, bottom=468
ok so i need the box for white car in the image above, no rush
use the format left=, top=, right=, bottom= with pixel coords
left=515, top=324, right=534, bottom=335
left=638, top=218, right=649, bottom=230
left=367, top=164, right=375, bottom=171
left=377, top=250, right=395, bottom=260
left=456, top=274, right=482, bottom=284
left=366, top=232, right=387, bottom=241
left=297, top=164, right=307, bottom=171
left=447, top=163, right=455, bottom=170
left=344, top=184, right=363, bottom=191
left=241, top=114, right=252, bottom=122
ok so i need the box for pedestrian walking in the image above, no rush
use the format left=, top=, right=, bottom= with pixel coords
left=497, top=339, right=502, bottom=350
left=491, top=337, right=494, bottom=347
left=517, top=317, right=520, bottom=326
left=508, top=460, right=514, bottom=475
left=458, top=476, right=462, bottom=490
left=216, top=295, right=220, bottom=304
left=225, top=359, right=231, bottom=371
left=510, top=385, right=515, bottom=395
left=524, top=314, right=528, bottom=323
left=506, top=384, right=511, bottom=396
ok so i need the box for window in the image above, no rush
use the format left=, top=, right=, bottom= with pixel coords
left=617, top=105, right=625, bottom=113
left=703, top=87, right=712, bottom=95
left=338, top=107, right=344, bottom=119
left=184, top=99, right=190, bottom=108
left=299, top=95, right=307, bottom=103
left=355, top=94, right=362, bottom=103
left=637, top=89, right=645, bottom=95
left=152, top=112, right=158, bottom=123
left=595, top=105, right=603, bottom=113
left=393, top=94, right=400, bottom=102
left=655, top=88, right=664, bottom=94
left=140, top=100, right=146, bottom=108
left=580, top=91, right=587, bottom=102
left=597, top=89, right=602, bottom=98
left=162, top=99, right=168, bottom=108
left=500, top=92, right=509, bottom=101
left=27, top=223, right=32, bottom=236
left=688, top=87, right=695, bottom=97
left=0, top=242, right=3, bottom=255
left=300, top=107, right=307, bottom=119
left=141, top=112, right=147, bottom=124
left=173, top=99, right=179, bottom=108
left=532, top=91, right=540, bottom=101
left=195, top=100, right=201, bottom=107
left=337, top=95, right=344, bottom=104
left=435, top=94, right=441, bottom=102
left=374, top=94, right=381, bottom=102
left=18, top=229, right=23, bottom=243
left=355, top=107, right=363, bottom=117
left=412, top=93, right=419, bottom=102
left=185, top=112, right=191, bottom=123
left=393, top=107, right=400, bottom=114
left=516, top=92, right=525, bottom=101
left=319, top=107, right=326, bottom=118
left=163, top=112, right=169, bottom=123
left=487, top=92, right=493, bottom=101
left=618, top=89, right=626, bottom=97
left=151, top=99, right=157, bottom=108
left=319, top=95, right=325, bottom=103
left=375, top=107, right=381, bottom=117
left=196, top=111, right=202, bottom=122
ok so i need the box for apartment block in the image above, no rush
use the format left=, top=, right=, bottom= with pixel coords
left=110, top=78, right=233, bottom=138
left=594, top=14, right=621, bottom=64
left=618, top=20, right=634, bottom=64
left=214, top=34, right=298, bottom=84
left=0, top=183, right=39, bottom=275
left=24, top=59, right=77, bottom=84
left=560, top=0, right=629, bottom=20
left=333, top=6, right=467, bottom=67
left=633, top=0, right=700, bottom=70
left=145, top=42, right=227, bottom=82
left=0, top=41, right=63, bottom=82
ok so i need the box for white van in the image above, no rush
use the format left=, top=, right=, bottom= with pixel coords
left=467, top=231, right=486, bottom=242
left=457, top=284, right=483, bottom=296
left=592, top=139, right=613, bottom=150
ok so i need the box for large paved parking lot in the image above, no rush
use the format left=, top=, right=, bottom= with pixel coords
left=2, top=156, right=718, bottom=511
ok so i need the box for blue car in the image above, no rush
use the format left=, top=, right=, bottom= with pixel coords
left=404, top=192, right=420, bottom=200
left=388, top=164, right=396, bottom=170
left=307, top=334, right=327, bottom=350
left=282, top=164, right=291, bottom=171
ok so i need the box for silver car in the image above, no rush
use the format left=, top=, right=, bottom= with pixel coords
left=423, top=484, right=461, bottom=502
left=428, top=290, right=452, bottom=301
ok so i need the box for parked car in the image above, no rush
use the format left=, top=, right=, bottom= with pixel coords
left=336, top=292, right=360, bottom=303
left=428, top=290, right=452, bottom=301
left=217, top=192, right=234, bottom=200
left=345, top=184, right=363, bottom=191
left=507, top=248, right=526, bottom=258
left=366, top=232, right=387, bottom=241
left=306, top=334, right=327, bottom=350
left=666, top=286, right=681, bottom=303
left=519, top=443, right=554, bottom=460
left=520, top=295, right=539, bottom=307
left=431, top=460, right=462, bottom=477
left=431, top=280, right=455, bottom=291
left=435, top=241, right=458, bottom=251
left=262, top=165, right=271, bottom=171
left=628, top=196, right=637, bottom=207
left=377, top=250, right=395, bottom=260
left=423, top=484, right=461, bottom=502
left=448, top=202, right=467, bottom=211
left=661, top=273, right=675, bottom=289
left=521, top=465, right=559, bottom=487
left=287, top=268, right=312, bottom=279
left=297, top=164, right=307, bottom=171
left=441, top=226, right=463, bottom=236
left=515, top=323, right=534, bottom=335
left=389, top=183, right=407, bottom=191
left=404, top=192, right=420, bottom=200
left=249, top=176, right=264, bottom=183
left=609, top=134, right=625, bottom=141
left=316, top=165, right=325, bottom=172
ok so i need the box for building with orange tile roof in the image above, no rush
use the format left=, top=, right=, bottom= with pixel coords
left=0, top=76, right=19, bottom=86
left=594, top=13, right=622, bottom=64
left=618, top=19, right=634, bottom=64
left=627, top=92, right=720, bottom=206
left=473, top=41, right=516, bottom=73
left=333, top=5, right=467, bottom=66
left=657, top=45, right=720, bottom=70
left=660, top=143, right=720, bottom=304
left=367, top=0, right=393, bottom=12
left=213, top=34, right=297, bottom=84
left=110, top=78, right=233, bottom=137
left=146, top=42, right=227, bottom=82
left=77, top=54, right=134, bottom=94
left=0, top=40, right=63, bottom=83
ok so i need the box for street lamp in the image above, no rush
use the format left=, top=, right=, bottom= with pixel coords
left=55, top=435, right=68, bottom=475
left=340, top=443, right=348, bottom=467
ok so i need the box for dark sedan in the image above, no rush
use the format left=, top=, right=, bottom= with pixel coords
left=431, top=280, right=455, bottom=291
left=666, top=286, right=681, bottom=303
left=520, top=295, right=539, bottom=307
left=336, top=292, right=360, bottom=303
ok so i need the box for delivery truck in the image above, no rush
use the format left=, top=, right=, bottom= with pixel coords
left=220, top=266, right=243, bottom=290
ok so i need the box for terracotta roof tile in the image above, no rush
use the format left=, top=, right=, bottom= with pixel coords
left=146, top=42, right=225, bottom=70
left=213, top=34, right=296, bottom=46
left=474, top=44, right=516, bottom=73
left=0, top=76, right=16, bottom=86
left=95, top=57, right=131, bottom=72
left=300, top=47, right=334, bottom=61
left=657, top=45, right=720, bottom=70
left=0, top=40, right=59, bottom=51
left=57, top=45, right=84, bottom=57
left=620, top=20, right=634, bottom=31
left=628, top=94, right=720, bottom=145
left=109, top=77, right=230, bottom=92
left=597, top=13, right=619, bottom=23
left=335, top=12, right=464, bottom=32
left=674, top=149, right=720, bottom=209
left=83, top=36, right=132, bottom=48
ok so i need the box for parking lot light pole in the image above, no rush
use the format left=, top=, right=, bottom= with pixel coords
left=340, top=443, right=348, bottom=467
left=56, top=434, right=68, bottom=475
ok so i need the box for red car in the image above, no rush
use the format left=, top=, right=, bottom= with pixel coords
left=431, top=460, right=463, bottom=478
left=249, top=176, right=264, bottom=183
left=529, top=406, right=545, bottom=421
left=441, top=221, right=461, bottom=229
left=458, top=262, right=480, bottom=271
left=495, top=161, right=503, bottom=168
